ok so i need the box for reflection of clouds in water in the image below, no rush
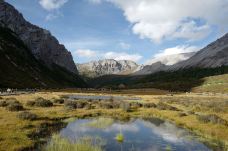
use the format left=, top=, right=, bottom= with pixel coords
left=142, top=120, right=188, bottom=144
left=68, top=119, right=140, bottom=133
left=104, top=123, right=139, bottom=133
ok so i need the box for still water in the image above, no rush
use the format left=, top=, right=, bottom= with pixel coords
left=59, top=118, right=211, bottom=151
left=68, top=94, right=141, bottom=101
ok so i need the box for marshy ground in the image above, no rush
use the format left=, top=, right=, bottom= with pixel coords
left=0, top=90, right=227, bottom=151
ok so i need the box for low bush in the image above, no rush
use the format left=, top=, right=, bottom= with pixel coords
left=53, top=99, right=64, bottom=104
left=76, top=101, right=87, bottom=109
left=0, top=100, right=7, bottom=107
left=130, top=102, right=143, bottom=109
left=178, top=112, right=187, bottom=117
left=99, top=102, right=113, bottom=109
left=26, top=101, right=36, bottom=107
left=187, top=110, right=195, bottom=115
left=64, top=100, right=77, bottom=110
left=156, top=102, right=179, bottom=111
left=17, top=111, right=37, bottom=121
left=28, top=98, right=53, bottom=107
left=6, top=102, right=24, bottom=111
left=143, top=103, right=156, bottom=108
left=197, top=114, right=228, bottom=126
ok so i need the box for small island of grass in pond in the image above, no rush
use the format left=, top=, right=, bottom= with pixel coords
left=115, top=132, right=124, bottom=142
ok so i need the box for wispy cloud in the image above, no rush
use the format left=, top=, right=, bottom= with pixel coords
left=145, top=45, right=200, bottom=65
left=74, top=49, right=142, bottom=62
left=39, top=0, right=68, bottom=11
left=45, top=11, right=63, bottom=21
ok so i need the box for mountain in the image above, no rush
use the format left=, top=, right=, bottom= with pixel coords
left=0, top=1, right=86, bottom=88
left=0, top=1, right=77, bottom=74
left=133, top=62, right=167, bottom=75
left=134, top=52, right=196, bottom=75
left=146, top=52, right=196, bottom=66
left=77, top=59, right=140, bottom=78
left=89, top=33, right=228, bottom=91
left=0, top=27, right=86, bottom=88
left=171, top=33, right=228, bottom=70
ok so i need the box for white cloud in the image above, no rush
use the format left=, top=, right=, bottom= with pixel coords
left=155, top=45, right=199, bottom=57
left=39, top=0, right=68, bottom=11
left=104, top=51, right=142, bottom=62
left=119, top=42, right=131, bottom=50
left=74, top=49, right=142, bottom=62
left=74, top=49, right=97, bottom=58
left=107, top=0, right=228, bottom=43
left=145, top=45, right=199, bottom=65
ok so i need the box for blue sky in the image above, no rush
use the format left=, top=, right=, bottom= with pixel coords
left=5, top=0, right=228, bottom=64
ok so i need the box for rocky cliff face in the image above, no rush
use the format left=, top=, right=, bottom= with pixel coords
left=0, top=1, right=78, bottom=74
left=0, top=27, right=86, bottom=88
left=77, top=59, right=140, bottom=77
left=171, top=33, right=228, bottom=70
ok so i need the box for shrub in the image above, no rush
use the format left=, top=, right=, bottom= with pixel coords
left=17, top=111, right=37, bottom=121
left=197, top=114, right=228, bottom=125
left=33, top=98, right=53, bottom=107
left=76, top=101, right=87, bottom=109
left=53, top=99, right=64, bottom=104
left=143, top=103, right=156, bottom=108
left=64, top=100, right=77, bottom=110
left=84, top=104, right=92, bottom=110
left=26, top=101, right=36, bottom=107
left=178, top=112, right=187, bottom=117
left=0, top=100, right=7, bottom=107
left=187, top=110, right=195, bottom=115
left=99, top=102, right=113, bottom=109
left=156, top=102, right=179, bottom=111
left=120, top=102, right=131, bottom=112
left=130, top=102, right=143, bottom=109
left=6, top=102, right=24, bottom=111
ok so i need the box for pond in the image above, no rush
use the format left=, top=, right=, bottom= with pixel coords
left=67, top=94, right=141, bottom=101
left=56, top=117, right=212, bottom=151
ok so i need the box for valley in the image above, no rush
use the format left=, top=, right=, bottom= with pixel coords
left=0, top=1, right=228, bottom=151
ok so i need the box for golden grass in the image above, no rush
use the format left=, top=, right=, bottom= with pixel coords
left=44, top=134, right=103, bottom=151
left=0, top=91, right=227, bottom=150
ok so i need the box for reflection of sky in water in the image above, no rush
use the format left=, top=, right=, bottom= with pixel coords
left=60, top=118, right=212, bottom=151
left=68, top=94, right=141, bottom=101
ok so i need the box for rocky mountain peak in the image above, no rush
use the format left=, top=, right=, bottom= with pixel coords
left=0, top=1, right=78, bottom=73
left=76, top=59, right=140, bottom=77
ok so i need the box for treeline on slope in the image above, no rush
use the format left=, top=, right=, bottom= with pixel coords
left=0, top=27, right=87, bottom=88
left=90, top=66, right=228, bottom=92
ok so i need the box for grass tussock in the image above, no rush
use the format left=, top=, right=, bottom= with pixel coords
left=17, top=111, right=37, bottom=121
left=45, top=134, right=104, bottom=151
left=115, top=133, right=124, bottom=142
left=27, top=97, right=53, bottom=107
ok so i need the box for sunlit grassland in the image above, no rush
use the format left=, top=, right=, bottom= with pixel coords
left=0, top=91, right=227, bottom=150
left=44, top=134, right=104, bottom=151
